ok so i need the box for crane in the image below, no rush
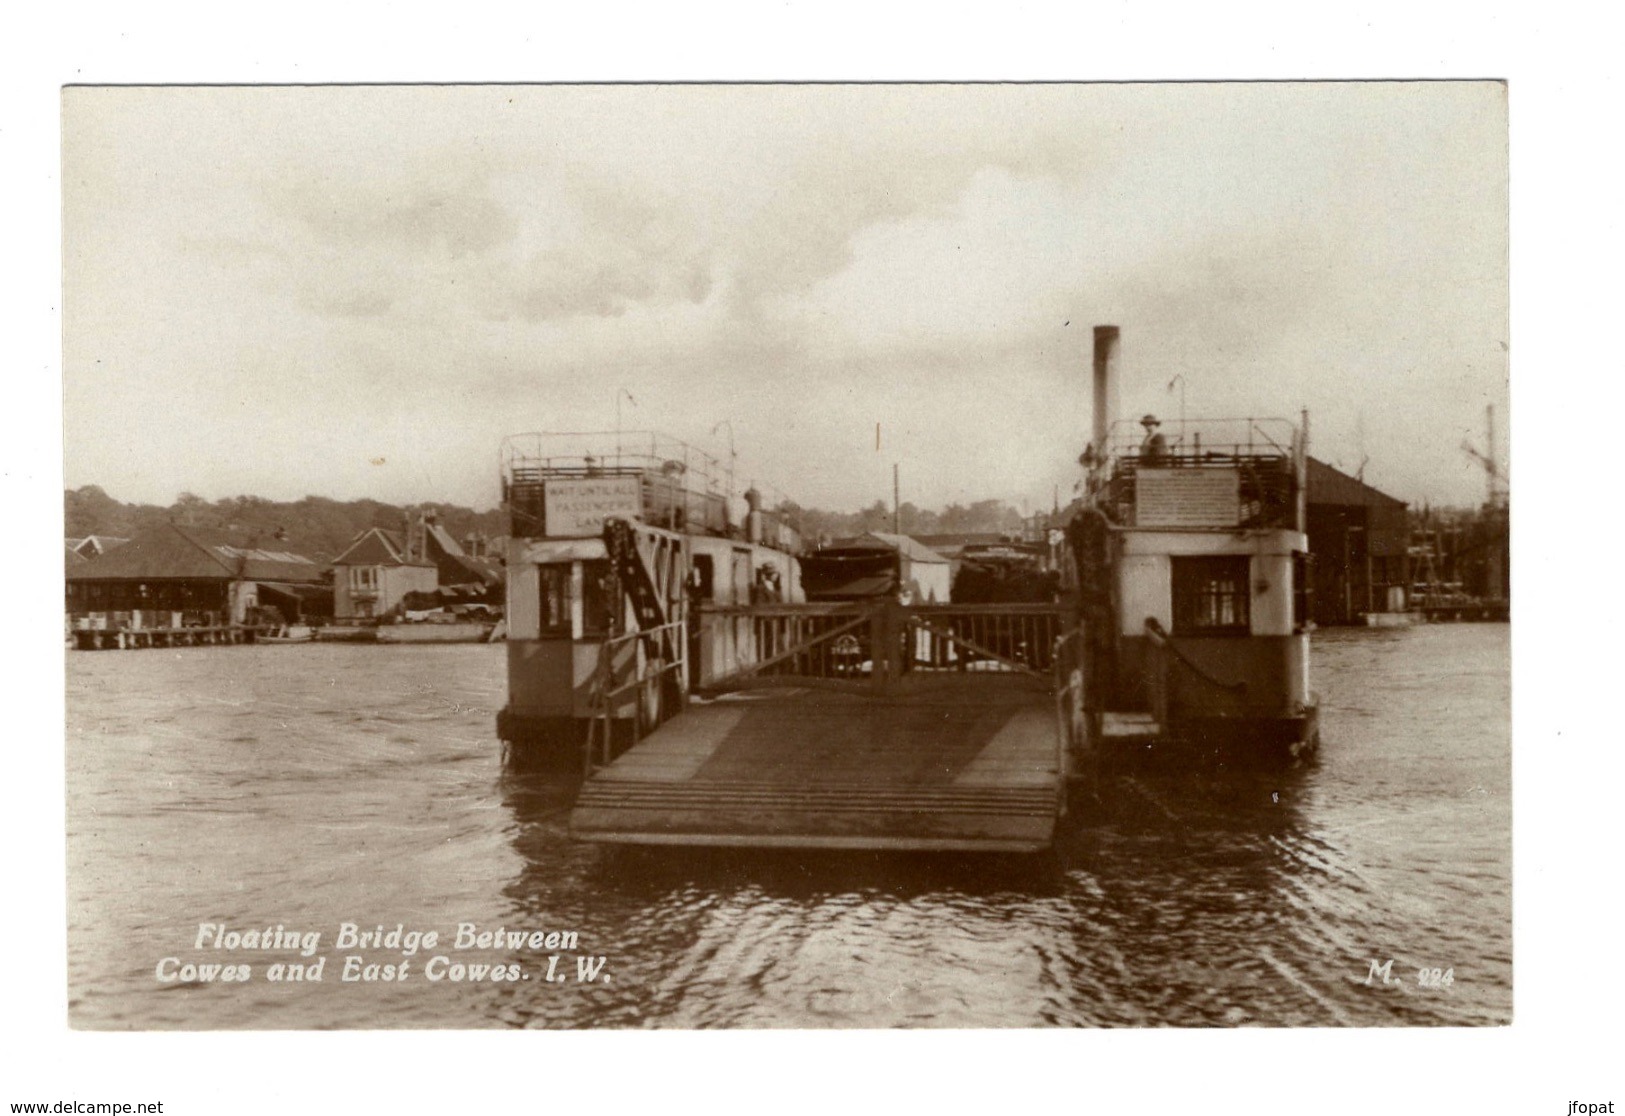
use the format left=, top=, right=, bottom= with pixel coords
left=1460, top=404, right=1506, bottom=510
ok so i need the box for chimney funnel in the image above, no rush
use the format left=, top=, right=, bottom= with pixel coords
left=1092, top=325, right=1120, bottom=456
left=744, top=485, right=762, bottom=544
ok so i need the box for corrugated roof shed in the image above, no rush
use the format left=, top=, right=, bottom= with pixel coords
left=64, top=522, right=324, bottom=583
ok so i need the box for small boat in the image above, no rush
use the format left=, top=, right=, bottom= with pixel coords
left=374, top=620, right=497, bottom=644
left=259, top=624, right=315, bottom=644
left=313, top=625, right=378, bottom=643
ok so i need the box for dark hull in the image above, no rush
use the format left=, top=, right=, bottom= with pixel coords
left=497, top=707, right=644, bottom=773
left=1103, top=706, right=1319, bottom=769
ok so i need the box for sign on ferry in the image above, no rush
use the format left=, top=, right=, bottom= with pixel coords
left=544, top=477, right=643, bottom=537
left=1136, top=468, right=1240, bottom=527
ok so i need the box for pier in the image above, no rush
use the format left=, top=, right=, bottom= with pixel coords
left=1416, top=600, right=1510, bottom=623
left=69, top=624, right=281, bottom=651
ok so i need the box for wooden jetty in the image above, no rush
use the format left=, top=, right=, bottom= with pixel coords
left=1415, top=600, right=1509, bottom=623
left=570, top=600, right=1077, bottom=852
left=69, top=624, right=280, bottom=651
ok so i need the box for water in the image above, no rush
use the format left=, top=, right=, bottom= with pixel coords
left=65, top=624, right=1510, bottom=1028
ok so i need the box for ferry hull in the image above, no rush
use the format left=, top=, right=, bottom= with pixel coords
left=1172, top=705, right=1319, bottom=765
left=1101, top=705, right=1320, bottom=768
left=496, top=707, right=592, bottom=772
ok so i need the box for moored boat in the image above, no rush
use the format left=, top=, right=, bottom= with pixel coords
left=375, top=620, right=496, bottom=643
left=259, top=624, right=316, bottom=644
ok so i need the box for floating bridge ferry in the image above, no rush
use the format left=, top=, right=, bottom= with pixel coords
left=495, top=330, right=1317, bottom=852
left=1067, top=326, right=1320, bottom=765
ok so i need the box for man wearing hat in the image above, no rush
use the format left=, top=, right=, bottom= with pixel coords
left=1139, top=414, right=1170, bottom=465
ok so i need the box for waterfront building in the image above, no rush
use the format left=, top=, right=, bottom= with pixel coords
left=1305, top=458, right=1411, bottom=624
left=65, top=521, right=328, bottom=628
left=66, top=534, right=130, bottom=560
left=331, top=514, right=506, bottom=620
left=330, top=527, right=437, bottom=620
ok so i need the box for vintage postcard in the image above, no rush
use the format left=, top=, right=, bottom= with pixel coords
left=60, top=82, right=1509, bottom=1045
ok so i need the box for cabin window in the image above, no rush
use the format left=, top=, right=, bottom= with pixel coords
left=690, top=554, right=715, bottom=602
left=731, top=549, right=753, bottom=607
left=1293, top=551, right=1312, bottom=632
left=581, top=559, right=614, bottom=635
left=537, top=564, right=571, bottom=635
left=1171, top=555, right=1251, bottom=635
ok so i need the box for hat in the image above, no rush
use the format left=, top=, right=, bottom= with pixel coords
left=1140, top=414, right=1161, bottom=428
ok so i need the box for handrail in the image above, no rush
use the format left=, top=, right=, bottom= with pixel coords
left=698, top=609, right=875, bottom=695
left=583, top=617, right=688, bottom=775
left=1050, top=626, right=1085, bottom=816
left=906, top=614, right=1053, bottom=680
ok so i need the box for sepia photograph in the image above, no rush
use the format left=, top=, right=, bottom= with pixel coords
left=56, top=80, right=1515, bottom=1038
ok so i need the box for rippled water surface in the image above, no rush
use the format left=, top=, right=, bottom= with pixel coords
left=66, top=624, right=1510, bottom=1028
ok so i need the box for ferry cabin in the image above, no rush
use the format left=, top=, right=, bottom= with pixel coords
left=1079, top=414, right=1316, bottom=760
left=497, top=432, right=802, bottom=760
left=1076, top=326, right=1317, bottom=762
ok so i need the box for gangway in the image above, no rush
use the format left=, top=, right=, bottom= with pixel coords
left=570, top=598, right=1083, bottom=851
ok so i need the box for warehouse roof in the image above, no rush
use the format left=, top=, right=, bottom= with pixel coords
left=64, top=522, right=324, bottom=583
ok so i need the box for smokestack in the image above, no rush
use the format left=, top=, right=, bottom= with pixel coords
left=744, top=485, right=762, bottom=544
left=1092, top=326, right=1120, bottom=456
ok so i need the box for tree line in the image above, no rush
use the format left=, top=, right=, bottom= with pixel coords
left=65, top=485, right=1035, bottom=563
left=65, top=486, right=507, bottom=563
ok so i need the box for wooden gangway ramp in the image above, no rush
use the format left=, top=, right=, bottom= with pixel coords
left=571, top=672, right=1063, bottom=852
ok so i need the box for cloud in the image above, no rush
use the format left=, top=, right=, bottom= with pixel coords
left=494, top=180, right=716, bottom=322
left=279, top=180, right=518, bottom=259
left=63, top=84, right=1507, bottom=511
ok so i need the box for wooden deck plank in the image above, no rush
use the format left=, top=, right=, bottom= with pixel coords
left=570, top=672, right=1062, bottom=851
left=593, top=707, right=744, bottom=782
left=953, top=706, right=1060, bottom=787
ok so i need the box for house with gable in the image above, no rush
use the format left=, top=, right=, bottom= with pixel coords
left=330, top=526, right=437, bottom=620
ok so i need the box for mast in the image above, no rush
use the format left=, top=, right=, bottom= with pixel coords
left=893, top=463, right=901, bottom=535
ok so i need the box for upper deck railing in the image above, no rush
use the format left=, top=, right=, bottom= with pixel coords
left=503, top=430, right=733, bottom=489
left=502, top=430, right=731, bottom=539
left=501, top=430, right=802, bottom=548
left=1090, top=417, right=1305, bottom=531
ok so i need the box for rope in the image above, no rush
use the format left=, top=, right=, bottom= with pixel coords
left=1143, top=618, right=1248, bottom=695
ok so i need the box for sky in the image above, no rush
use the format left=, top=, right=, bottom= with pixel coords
left=62, top=82, right=1508, bottom=514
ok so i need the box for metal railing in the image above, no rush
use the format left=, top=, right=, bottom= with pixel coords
left=905, top=605, right=1065, bottom=674
left=1049, top=626, right=1088, bottom=813
left=697, top=601, right=1071, bottom=695
left=503, top=430, right=732, bottom=493
left=1104, top=416, right=1298, bottom=464
left=582, top=617, right=689, bottom=775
